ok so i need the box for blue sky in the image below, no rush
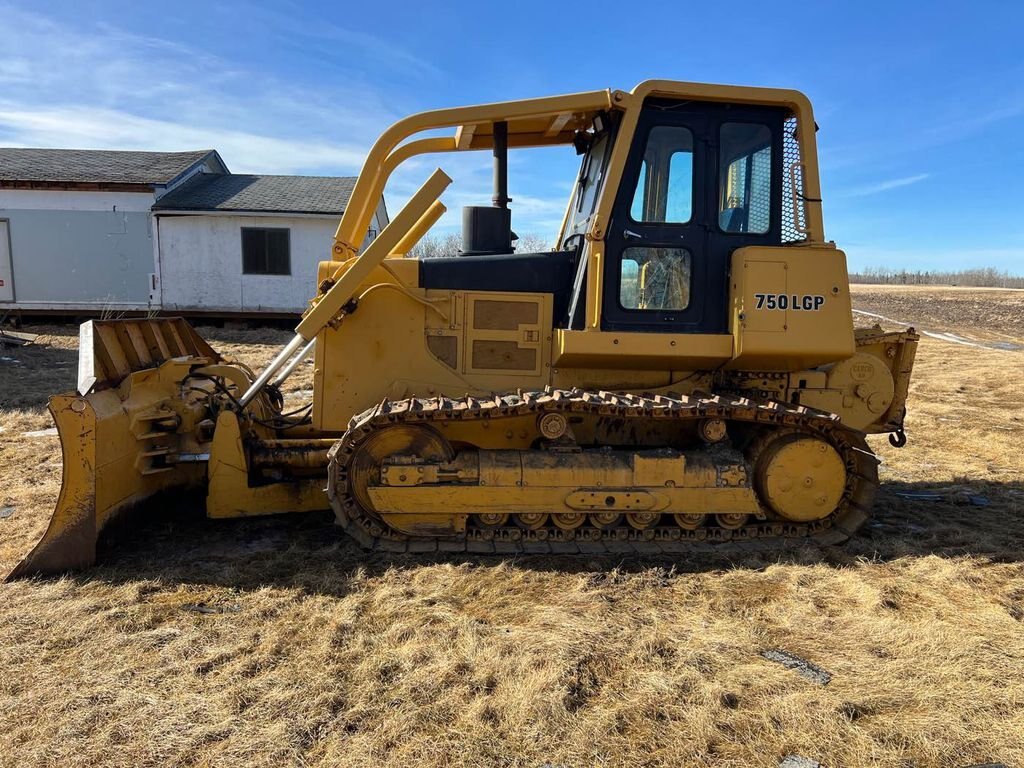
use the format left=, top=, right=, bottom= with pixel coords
left=0, top=0, right=1021, bottom=273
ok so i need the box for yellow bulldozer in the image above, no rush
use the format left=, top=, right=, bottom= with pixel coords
left=9, top=80, right=918, bottom=578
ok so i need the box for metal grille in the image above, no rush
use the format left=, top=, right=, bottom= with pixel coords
left=723, top=144, right=771, bottom=234
left=747, top=147, right=771, bottom=233
left=781, top=114, right=807, bottom=242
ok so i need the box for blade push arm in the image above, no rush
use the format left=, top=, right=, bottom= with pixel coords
left=237, top=168, right=453, bottom=409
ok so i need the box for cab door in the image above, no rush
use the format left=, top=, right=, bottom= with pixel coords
left=601, top=100, right=786, bottom=334
left=601, top=107, right=711, bottom=332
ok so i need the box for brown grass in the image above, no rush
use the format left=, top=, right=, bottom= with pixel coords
left=1, top=298, right=1023, bottom=768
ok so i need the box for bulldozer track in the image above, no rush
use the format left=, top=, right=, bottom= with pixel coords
left=326, top=388, right=880, bottom=554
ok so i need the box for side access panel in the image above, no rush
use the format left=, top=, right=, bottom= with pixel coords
left=461, top=292, right=550, bottom=379
left=728, top=245, right=854, bottom=371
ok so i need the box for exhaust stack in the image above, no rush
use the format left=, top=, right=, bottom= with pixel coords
left=461, top=120, right=513, bottom=256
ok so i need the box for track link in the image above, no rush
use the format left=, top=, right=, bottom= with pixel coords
left=326, top=388, right=879, bottom=554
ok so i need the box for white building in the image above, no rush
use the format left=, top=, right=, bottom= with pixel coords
left=0, top=148, right=386, bottom=316
left=153, top=174, right=386, bottom=315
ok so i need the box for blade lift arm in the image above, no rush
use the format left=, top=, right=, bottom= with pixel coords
left=237, top=169, right=453, bottom=409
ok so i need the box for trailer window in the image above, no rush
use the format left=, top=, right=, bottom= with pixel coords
left=242, top=228, right=291, bottom=275
left=719, top=123, right=772, bottom=234
left=629, top=126, right=693, bottom=224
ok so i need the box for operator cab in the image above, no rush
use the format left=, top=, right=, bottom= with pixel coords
left=421, top=96, right=800, bottom=335
left=565, top=99, right=795, bottom=334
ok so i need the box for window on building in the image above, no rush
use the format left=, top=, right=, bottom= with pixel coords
left=242, top=228, right=291, bottom=275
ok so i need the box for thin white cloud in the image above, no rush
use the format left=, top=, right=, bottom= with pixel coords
left=844, top=173, right=930, bottom=197
left=0, top=105, right=368, bottom=174
left=243, top=4, right=443, bottom=80
left=922, top=102, right=1024, bottom=145
left=0, top=5, right=403, bottom=174
left=0, top=4, right=568, bottom=235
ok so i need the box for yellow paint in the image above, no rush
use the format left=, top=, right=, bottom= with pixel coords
left=332, top=89, right=615, bottom=259
left=391, top=200, right=447, bottom=257
left=370, top=486, right=758, bottom=517
left=16, top=80, right=920, bottom=578
left=368, top=447, right=760, bottom=520
left=297, top=169, right=452, bottom=340
left=10, top=359, right=216, bottom=577
left=728, top=245, right=855, bottom=371
left=758, top=436, right=846, bottom=522
left=795, top=328, right=918, bottom=432
left=206, top=412, right=329, bottom=518
left=554, top=329, right=733, bottom=369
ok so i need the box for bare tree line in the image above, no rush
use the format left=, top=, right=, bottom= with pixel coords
left=849, top=266, right=1024, bottom=289
left=408, top=233, right=553, bottom=258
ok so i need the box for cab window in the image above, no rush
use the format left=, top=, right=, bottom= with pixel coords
left=564, top=130, right=612, bottom=239
left=719, top=122, right=772, bottom=234
left=619, top=246, right=691, bottom=311
left=629, top=126, right=693, bottom=224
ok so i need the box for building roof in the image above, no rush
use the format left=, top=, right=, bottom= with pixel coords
left=0, top=148, right=223, bottom=186
left=153, top=173, right=357, bottom=215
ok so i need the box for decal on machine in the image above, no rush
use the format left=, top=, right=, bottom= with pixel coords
left=754, top=293, right=825, bottom=311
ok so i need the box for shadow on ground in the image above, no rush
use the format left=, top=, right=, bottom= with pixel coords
left=0, top=339, right=77, bottom=409
left=39, top=478, right=1021, bottom=596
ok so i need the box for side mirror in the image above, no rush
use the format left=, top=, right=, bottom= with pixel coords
left=573, top=132, right=593, bottom=156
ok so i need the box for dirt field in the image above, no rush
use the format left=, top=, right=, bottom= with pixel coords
left=1, top=288, right=1023, bottom=768
left=850, top=284, right=1024, bottom=351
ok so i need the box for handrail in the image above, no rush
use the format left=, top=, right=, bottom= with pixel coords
left=297, top=168, right=452, bottom=339
left=330, top=90, right=615, bottom=260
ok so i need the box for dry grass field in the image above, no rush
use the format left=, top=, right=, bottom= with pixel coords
left=1, top=286, right=1023, bottom=768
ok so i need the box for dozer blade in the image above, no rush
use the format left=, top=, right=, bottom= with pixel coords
left=6, top=318, right=221, bottom=580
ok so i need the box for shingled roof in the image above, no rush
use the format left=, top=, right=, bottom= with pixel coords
left=0, top=148, right=221, bottom=185
left=153, top=173, right=357, bottom=215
